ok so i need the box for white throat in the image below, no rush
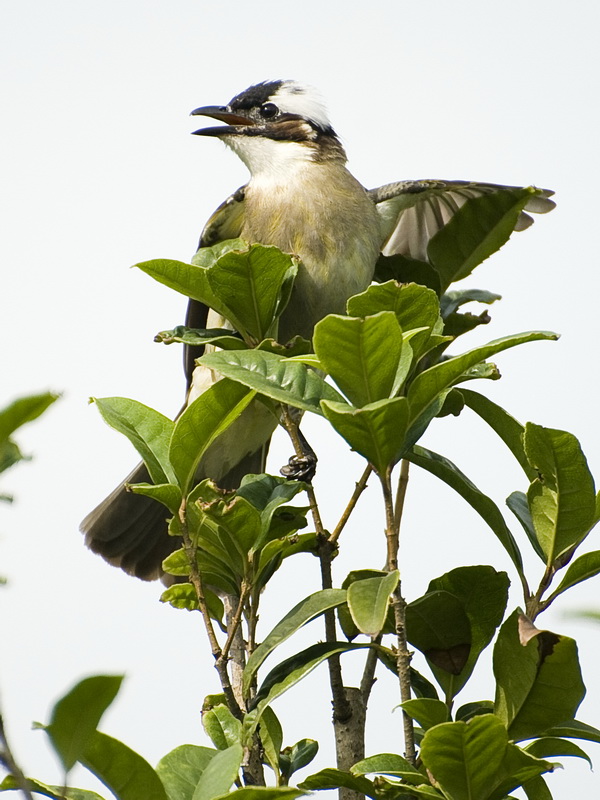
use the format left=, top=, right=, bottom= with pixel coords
left=224, top=133, right=315, bottom=181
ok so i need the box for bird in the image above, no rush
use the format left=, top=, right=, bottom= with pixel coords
left=81, top=79, right=555, bottom=581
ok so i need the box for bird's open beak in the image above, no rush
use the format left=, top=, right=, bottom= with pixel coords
left=190, top=105, right=254, bottom=137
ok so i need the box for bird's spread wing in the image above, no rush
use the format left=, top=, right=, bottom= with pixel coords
left=183, top=185, right=248, bottom=388
left=370, top=180, right=555, bottom=263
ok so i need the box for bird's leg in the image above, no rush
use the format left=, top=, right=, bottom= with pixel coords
left=279, top=418, right=318, bottom=483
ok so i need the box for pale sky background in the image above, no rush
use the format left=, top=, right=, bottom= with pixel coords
left=2, top=1, right=599, bottom=797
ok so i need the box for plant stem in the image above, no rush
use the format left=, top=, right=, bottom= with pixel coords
left=330, top=465, right=372, bottom=544
left=178, top=497, right=243, bottom=721
left=381, top=463, right=416, bottom=764
left=0, top=713, right=34, bottom=800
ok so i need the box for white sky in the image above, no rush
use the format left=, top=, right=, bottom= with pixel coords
left=2, top=1, right=599, bottom=796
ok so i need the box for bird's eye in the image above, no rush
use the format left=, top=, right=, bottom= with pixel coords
left=259, top=102, right=279, bottom=119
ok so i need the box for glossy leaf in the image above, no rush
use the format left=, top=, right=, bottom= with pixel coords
left=524, top=737, right=592, bottom=767
left=192, top=744, right=243, bottom=800
left=408, top=445, right=524, bottom=572
left=427, top=187, right=540, bottom=290
left=407, top=331, right=557, bottom=429
left=207, top=244, right=298, bottom=341
left=200, top=350, right=343, bottom=415
left=0, top=392, right=59, bottom=440
left=129, top=482, right=182, bottom=515
left=524, top=424, right=596, bottom=563
left=279, top=739, right=319, bottom=782
left=420, top=714, right=552, bottom=800
left=350, top=753, right=423, bottom=784
left=440, top=288, right=502, bottom=319
left=313, top=312, right=404, bottom=406
left=347, top=570, right=399, bottom=636
left=347, top=281, right=441, bottom=359
left=156, top=745, right=217, bottom=800
left=373, top=253, right=441, bottom=295
left=549, top=550, right=600, bottom=601
left=81, top=731, right=168, bottom=800
left=321, top=397, right=409, bottom=475
left=401, top=698, right=450, bottom=730
left=135, top=258, right=224, bottom=318
left=155, top=326, right=246, bottom=351
left=215, top=790, right=307, bottom=800
left=406, top=591, right=471, bottom=696
left=542, top=719, right=600, bottom=744
left=299, top=768, right=378, bottom=799
left=506, top=491, right=546, bottom=561
left=243, top=589, right=347, bottom=697
left=202, top=704, right=242, bottom=750
left=494, top=610, right=585, bottom=741
left=93, top=398, right=175, bottom=485
left=44, top=675, right=123, bottom=772
left=0, top=776, right=104, bottom=799
left=249, top=642, right=370, bottom=726
left=169, top=379, right=255, bottom=493
left=427, top=566, right=509, bottom=694
left=460, top=388, right=535, bottom=480
left=259, top=707, right=283, bottom=778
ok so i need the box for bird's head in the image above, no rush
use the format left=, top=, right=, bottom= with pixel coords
left=191, top=80, right=345, bottom=175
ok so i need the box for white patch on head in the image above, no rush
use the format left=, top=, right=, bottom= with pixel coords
left=269, top=81, right=332, bottom=130
left=224, top=130, right=315, bottom=180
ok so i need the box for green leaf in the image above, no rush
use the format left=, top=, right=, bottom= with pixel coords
left=156, top=745, right=218, bottom=800
left=202, top=704, right=243, bottom=750
left=420, top=715, right=526, bottom=800
left=347, top=570, right=399, bottom=636
left=524, top=424, right=597, bottom=563
left=493, top=610, right=586, bottom=741
left=350, top=752, right=423, bottom=783
left=522, top=775, right=553, bottom=800
left=135, top=258, right=224, bottom=317
left=460, top=389, right=535, bottom=481
left=524, top=737, right=592, bottom=767
left=249, top=643, right=371, bottom=730
left=506, top=491, right=546, bottom=562
left=401, top=698, right=450, bottom=731
left=44, top=675, right=124, bottom=772
left=279, top=739, right=319, bottom=782
left=406, top=591, right=471, bottom=697
left=207, top=244, right=298, bottom=341
left=155, top=326, right=246, bottom=351
left=192, top=743, right=243, bottom=800
left=169, top=379, right=255, bottom=493
left=243, top=589, right=347, bottom=698
left=258, top=706, right=283, bottom=778
left=549, top=550, right=600, bottom=601
left=129, top=482, right=182, bottom=515
left=92, top=398, right=175, bottom=485
left=427, top=566, right=509, bottom=695
left=440, top=288, right=502, bottom=319
left=299, top=768, right=378, bottom=799
left=455, top=701, right=494, bottom=722
left=313, top=313, right=405, bottom=406
left=407, top=331, right=558, bottom=429
left=542, top=719, right=600, bottom=744
left=81, top=731, right=168, bottom=800
left=427, top=187, right=540, bottom=290
left=347, top=281, right=441, bottom=358
left=200, top=350, right=343, bottom=415
left=408, top=446, right=524, bottom=573
left=373, top=253, right=441, bottom=295
left=0, top=392, right=59, bottom=441
left=214, top=790, right=307, bottom=800
left=0, top=776, right=104, bottom=799
left=321, top=397, right=409, bottom=475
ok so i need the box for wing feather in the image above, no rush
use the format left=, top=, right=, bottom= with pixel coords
left=371, top=180, right=555, bottom=261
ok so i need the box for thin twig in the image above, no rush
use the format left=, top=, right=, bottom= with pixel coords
left=0, top=713, right=34, bottom=800
left=330, top=464, right=372, bottom=544
left=380, top=467, right=416, bottom=764
left=359, top=635, right=381, bottom=703
left=279, top=406, right=325, bottom=534
left=393, top=459, right=410, bottom=533
left=178, top=497, right=243, bottom=720
left=220, top=583, right=250, bottom=663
